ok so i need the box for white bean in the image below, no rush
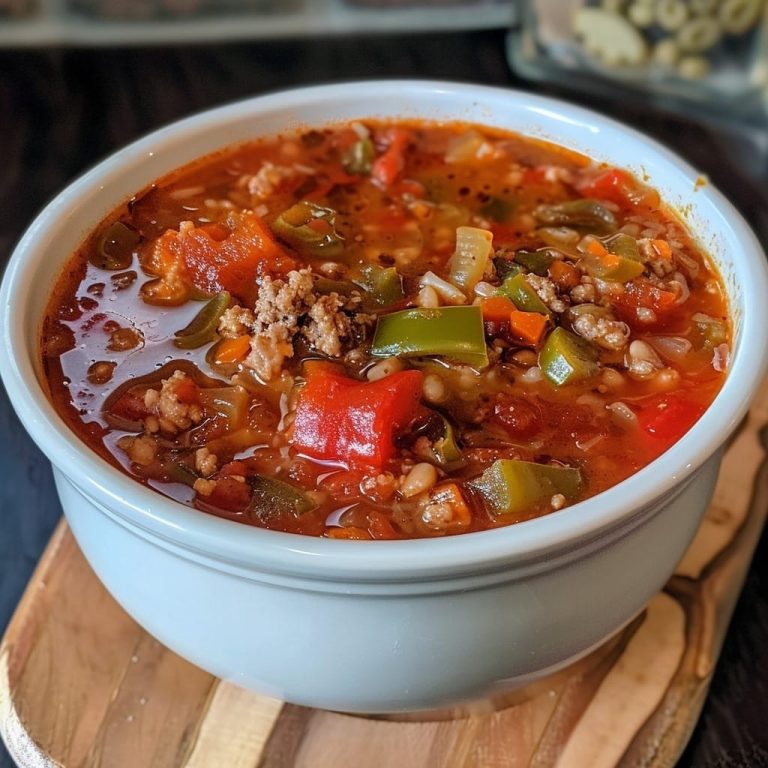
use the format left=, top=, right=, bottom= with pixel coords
left=400, top=463, right=439, bottom=498
left=367, top=357, right=404, bottom=382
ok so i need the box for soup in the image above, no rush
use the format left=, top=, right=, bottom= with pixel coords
left=41, top=120, right=730, bottom=539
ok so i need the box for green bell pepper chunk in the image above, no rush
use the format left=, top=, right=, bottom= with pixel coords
left=272, top=201, right=344, bottom=258
left=493, top=255, right=522, bottom=281
left=91, top=221, right=141, bottom=271
left=479, top=197, right=514, bottom=223
left=539, top=327, right=599, bottom=387
left=343, top=138, right=375, bottom=175
left=694, top=317, right=727, bottom=349
left=515, top=250, right=555, bottom=276
left=431, top=415, right=463, bottom=466
left=371, top=306, right=489, bottom=369
left=471, top=459, right=582, bottom=516
left=535, top=199, right=618, bottom=235
left=247, top=475, right=315, bottom=519
left=314, top=276, right=361, bottom=296
left=580, top=254, right=644, bottom=282
left=497, top=273, right=550, bottom=315
left=604, top=232, right=640, bottom=261
left=173, top=291, right=231, bottom=349
left=350, top=263, right=404, bottom=307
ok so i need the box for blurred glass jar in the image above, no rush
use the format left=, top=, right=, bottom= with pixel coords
left=508, top=0, right=768, bottom=120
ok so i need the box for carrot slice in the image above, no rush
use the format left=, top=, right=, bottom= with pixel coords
left=509, top=309, right=549, bottom=347
left=481, top=296, right=516, bottom=323
left=214, top=336, right=251, bottom=365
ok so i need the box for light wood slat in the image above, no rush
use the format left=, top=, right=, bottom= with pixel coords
left=183, top=683, right=283, bottom=768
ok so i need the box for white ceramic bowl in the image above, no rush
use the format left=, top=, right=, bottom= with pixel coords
left=2, top=81, right=767, bottom=713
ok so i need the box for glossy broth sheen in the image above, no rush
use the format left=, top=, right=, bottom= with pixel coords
left=41, top=121, right=730, bottom=539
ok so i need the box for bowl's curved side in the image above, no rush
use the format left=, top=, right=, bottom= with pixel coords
left=55, top=454, right=720, bottom=711
left=0, top=81, right=766, bottom=583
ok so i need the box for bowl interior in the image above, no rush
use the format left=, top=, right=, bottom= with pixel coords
left=3, top=81, right=767, bottom=579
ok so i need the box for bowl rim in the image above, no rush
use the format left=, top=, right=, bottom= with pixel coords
left=2, top=79, right=767, bottom=582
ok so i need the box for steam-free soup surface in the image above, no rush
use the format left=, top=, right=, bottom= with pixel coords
left=42, top=120, right=730, bottom=539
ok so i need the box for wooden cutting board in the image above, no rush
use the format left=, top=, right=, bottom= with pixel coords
left=1, top=380, right=767, bottom=768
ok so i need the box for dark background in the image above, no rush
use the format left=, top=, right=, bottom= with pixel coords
left=1, top=30, right=767, bottom=767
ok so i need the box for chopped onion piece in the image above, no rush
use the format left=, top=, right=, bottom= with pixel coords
left=648, top=335, right=692, bottom=363
left=418, top=271, right=467, bottom=305
left=712, top=343, right=730, bottom=372
left=448, top=226, right=493, bottom=294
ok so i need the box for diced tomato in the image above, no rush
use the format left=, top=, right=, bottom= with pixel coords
left=371, top=128, right=410, bottom=189
left=149, top=211, right=296, bottom=305
left=306, top=166, right=359, bottom=200
left=616, top=278, right=678, bottom=327
left=218, top=460, right=248, bottom=478
left=391, top=178, right=426, bottom=199
left=319, top=469, right=365, bottom=500
left=172, top=376, right=199, bottom=405
left=637, top=393, right=704, bottom=451
left=576, top=168, right=636, bottom=208
left=206, top=476, right=252, bottom=513
left=521, top=167, right=550, bottom=185
left=492, top=395, right=543, bottom=440
left=292, top=369, right=424, bottom=469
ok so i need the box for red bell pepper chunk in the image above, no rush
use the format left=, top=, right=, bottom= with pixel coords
left=150, top=211, right=296, bottom=305
left=371, top=128, right=410, bottom=189
left=638, top=394, right=704, bottom=452
left=576, top=168, right=636, bottom=208
left=292, top=369, right=424, bottom=469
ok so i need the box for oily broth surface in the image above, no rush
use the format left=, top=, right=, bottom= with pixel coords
left=40, top=120, right=729, bottom=538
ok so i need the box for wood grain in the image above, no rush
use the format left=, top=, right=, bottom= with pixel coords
left=1, top=379, right=766, bottom=768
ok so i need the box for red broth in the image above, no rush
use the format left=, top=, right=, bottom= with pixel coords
left=41, top=121, right=730, bottom=539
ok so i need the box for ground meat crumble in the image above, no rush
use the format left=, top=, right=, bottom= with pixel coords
left=218, top=267, right=374, bottom=381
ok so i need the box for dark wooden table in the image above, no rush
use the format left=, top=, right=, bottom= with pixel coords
left=1, top=30, right=767, bottom=768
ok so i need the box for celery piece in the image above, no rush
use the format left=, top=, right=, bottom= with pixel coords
left=371, top=306, right=489, bottom=369
left=539, top=327, right=599, bottom=386
left=497, top=273, right=550, bottom=315
left=471, top=459, right=582, bottom=515
left=449, top=226, right=494, bottom=294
